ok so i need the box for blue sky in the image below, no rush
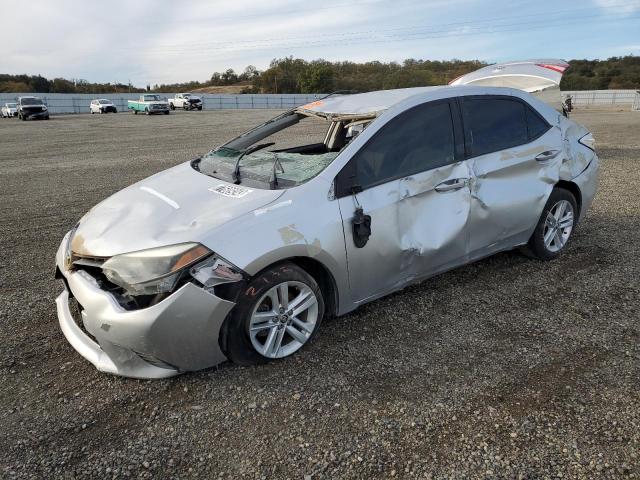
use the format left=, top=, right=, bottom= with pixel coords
left=1, top=0, right=639, bottom=86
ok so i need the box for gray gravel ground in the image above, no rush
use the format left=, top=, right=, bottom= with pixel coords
left=0, top=108, right=638, bottom=479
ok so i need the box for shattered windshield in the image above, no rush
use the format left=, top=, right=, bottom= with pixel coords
left=197, top=112, right=365, bottom=189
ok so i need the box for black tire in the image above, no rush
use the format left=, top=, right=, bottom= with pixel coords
left=133, top=109, right=137, bottom=115
left=164, top=110, right=170, bottom=115
left=170, top=103, right=175, bottom=110
left=145, top=108, right=149, bottom=115
left=523, top=188, right=578, bottom=261
left=222, top=262, right=325, bottom=366
left=114, top=109, right=117, bottom=113
left=197, top=106, right=203, bottom=111
left=20, top=114, right=26, bottom=121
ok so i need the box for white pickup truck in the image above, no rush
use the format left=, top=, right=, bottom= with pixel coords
left=168, top=93, right=203, bottom=111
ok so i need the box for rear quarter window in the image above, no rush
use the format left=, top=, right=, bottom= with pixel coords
left=525, top=105, right=552, bottom=140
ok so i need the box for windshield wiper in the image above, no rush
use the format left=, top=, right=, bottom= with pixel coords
left=268, top=152, right=285, bottom=190
left=232, top=142, right=275, bottom=184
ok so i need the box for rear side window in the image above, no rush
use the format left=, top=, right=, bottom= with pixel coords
left=462, top=97, right=528, bottom=157
left=526, top=105, right=551, bottom=139
left=348, top=101, right=455, bottom=190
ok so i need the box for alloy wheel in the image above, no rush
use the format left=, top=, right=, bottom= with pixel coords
left=248, top=281, right=319, bottom=359
left=543, top=199, right=574, bottom=253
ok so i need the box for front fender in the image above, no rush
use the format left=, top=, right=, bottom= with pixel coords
left=204, top=181, right=352, bottom=314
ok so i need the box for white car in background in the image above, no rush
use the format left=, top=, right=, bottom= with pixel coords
left=2, top=102, right=18, bottom=118
left=169, top=93, right=203, bottom=111
left=90, top=99, right=117, bottom=114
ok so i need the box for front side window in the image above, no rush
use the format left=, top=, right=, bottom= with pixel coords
left=462, top=97, right=528, bottom=157
left=346, top=101, right=455, bottom=191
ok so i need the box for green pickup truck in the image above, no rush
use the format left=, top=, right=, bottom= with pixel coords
left=127, top=94, right=170, bottom=115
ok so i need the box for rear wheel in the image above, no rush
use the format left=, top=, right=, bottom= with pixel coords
left=523, top=188, right=577, bottom=261
left=222, top=262, right=324, bottom=365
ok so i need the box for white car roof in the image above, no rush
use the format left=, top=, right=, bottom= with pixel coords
left=297, top=87, right=443, bottom=117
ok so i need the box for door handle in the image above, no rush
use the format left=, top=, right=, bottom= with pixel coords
left=434, top=178, right=469, bottom=193
left=535, top=150, right=561, bottom=162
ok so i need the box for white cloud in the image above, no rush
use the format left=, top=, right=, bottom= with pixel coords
left=593, top=0, right=640, bottom=14
left=0, top=0, right=637, bottom=85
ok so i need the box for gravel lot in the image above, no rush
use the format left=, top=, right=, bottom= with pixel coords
left=1, top=108, right=638, bottom=479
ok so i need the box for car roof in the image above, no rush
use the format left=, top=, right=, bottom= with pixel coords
left=297, top=86, right=443, bottom=117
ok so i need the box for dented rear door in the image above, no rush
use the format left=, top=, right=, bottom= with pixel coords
left=461, top=95, right=561, bottom=257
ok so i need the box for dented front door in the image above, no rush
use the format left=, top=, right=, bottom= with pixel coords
left=338, top=162, right=473, bottom=303
left=336, top=99, right=472, bottom=303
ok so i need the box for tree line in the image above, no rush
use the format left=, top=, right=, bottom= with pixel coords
left=1, top=56, right=639, bottom=94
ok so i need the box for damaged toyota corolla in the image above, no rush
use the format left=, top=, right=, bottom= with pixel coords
left=55, top=60, right=599, bottom=379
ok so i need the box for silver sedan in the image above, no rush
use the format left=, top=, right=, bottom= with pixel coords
left=55, top=68, right=598, bottom=379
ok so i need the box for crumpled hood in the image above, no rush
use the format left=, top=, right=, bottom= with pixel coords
left=71, top=162, right=284, bottom=257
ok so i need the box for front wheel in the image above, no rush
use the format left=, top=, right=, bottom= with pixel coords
left=523, top=188, right=577, bottom=261
left=222, top=262, right=324, bottom=365
left=170, top=103, right=175, bottom=110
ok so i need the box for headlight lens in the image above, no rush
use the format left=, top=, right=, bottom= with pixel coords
left=102, top=243, right=210, bottom=295
left=42, top=105, right=48, bottom=111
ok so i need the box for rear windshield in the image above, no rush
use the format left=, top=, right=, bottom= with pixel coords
left=197, top=112, right=372, bottom=189
left=143, top=95, right=161, bottom=101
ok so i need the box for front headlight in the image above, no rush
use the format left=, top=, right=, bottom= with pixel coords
left=102, top=243, right=210, bottom=295
left=42, top=105, right=48, bottom=111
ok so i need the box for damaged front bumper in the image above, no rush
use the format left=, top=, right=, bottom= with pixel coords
left=54, top=234, right=236, bottom=379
